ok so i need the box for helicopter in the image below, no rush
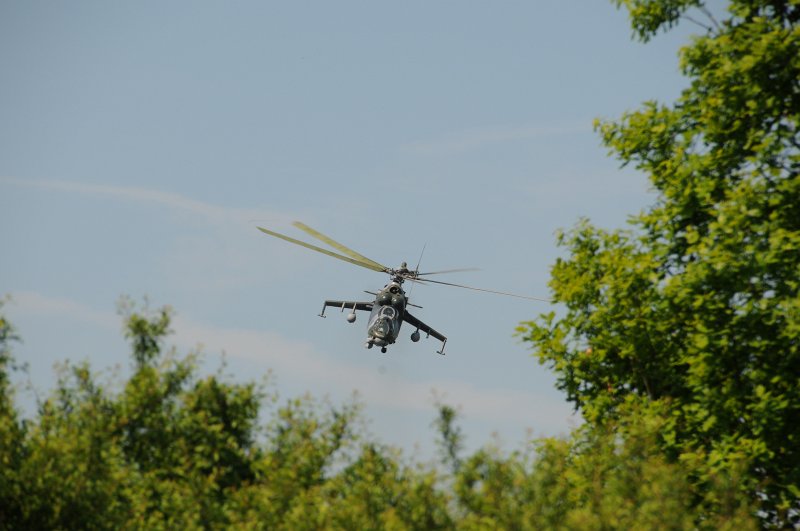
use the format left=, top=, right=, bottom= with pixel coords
left=257, top=222, right=548, bottom=355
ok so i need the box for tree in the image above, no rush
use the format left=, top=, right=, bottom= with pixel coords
left=1, top=299, right=760, bottom=528
left=447, top=402, right=754, bottom=530
left=519, top=0, right=799, bottom=525
left=0, top=302, right=25, bottom=527
left=0, top=303, right=455, bottom=529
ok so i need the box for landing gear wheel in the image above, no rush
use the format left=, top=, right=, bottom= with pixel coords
left=381, top=347, right=387, bottom=353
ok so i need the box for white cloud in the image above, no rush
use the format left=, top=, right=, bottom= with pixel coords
left=1, top=177, right=576, bottom=434
left=9, top=291, right=575, bottom=431
left=0, top=176, right=307, bottom=289
left=0, top=176, right=288, bottom=228
left=166, top=314, right=574, bottom=431
left=9, top=291, right=119, bottom=329
left=170, top=315, right=325, bottom=376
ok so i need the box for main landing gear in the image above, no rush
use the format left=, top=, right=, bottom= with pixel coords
left=364, top=339, right=388, bottom=353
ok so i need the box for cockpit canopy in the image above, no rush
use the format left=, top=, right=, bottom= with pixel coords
left=379, top=306, right=396, bottom=319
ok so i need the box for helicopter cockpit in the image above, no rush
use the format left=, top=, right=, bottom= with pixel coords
left=368, top=303, right=400, bottom=342
left=378, top=306, right=397, bottom=319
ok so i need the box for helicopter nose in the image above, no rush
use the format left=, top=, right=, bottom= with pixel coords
left=371, top=318, right=390, bottom=338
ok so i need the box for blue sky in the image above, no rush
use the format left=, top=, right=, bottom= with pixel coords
left=2, top=2, right=703, bottom=456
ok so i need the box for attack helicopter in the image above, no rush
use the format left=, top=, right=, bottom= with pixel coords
left=257, top=222, right=548, bottom=355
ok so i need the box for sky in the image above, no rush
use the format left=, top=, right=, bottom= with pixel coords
left=1, top=2, right=706, bottom=458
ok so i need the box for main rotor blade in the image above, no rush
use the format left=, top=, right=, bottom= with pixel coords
left=416, top=268, right=481, bottom=276
left=415, top=278, right=552, bottom=302
left=257, top=226, right=387, bottom=273
left=292, top=222, right=389, bottom=272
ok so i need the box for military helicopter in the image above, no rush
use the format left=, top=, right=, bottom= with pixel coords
left=257, top=222, right=548, bottom=355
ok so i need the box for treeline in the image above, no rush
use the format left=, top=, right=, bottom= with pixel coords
left=516, top=0, right=800, bottom=527
left=0, top=305, right=756, bottom=529
left=3, top=0, right=799, bottom=527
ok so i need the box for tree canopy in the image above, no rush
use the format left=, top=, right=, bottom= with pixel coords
left=0, top=300, right=757, bottom=529
left=519, top=0, right=799, bottom=526
left=3, top=0, right=797, bottom=527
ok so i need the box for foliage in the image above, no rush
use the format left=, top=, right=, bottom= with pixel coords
left=0, top=303, right=457, bottom=530
left=0, top=301, right=25, bottom=527
left=0, top=303, right=760, bottom=529
left=519, top=0, right=800, bottom=526
left=434, top=403, right=464, bottom=474
left=3, top=1, right=794, bottom=526
left=451, top=403, right=755, bottom=530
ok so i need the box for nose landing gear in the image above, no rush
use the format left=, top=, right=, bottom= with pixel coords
left=365, top=338, right=389, bottom=353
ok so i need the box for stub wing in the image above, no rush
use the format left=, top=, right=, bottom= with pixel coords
left=318, top=300, right=373, bottom=317
left=403, top=311, right=448, bottom=355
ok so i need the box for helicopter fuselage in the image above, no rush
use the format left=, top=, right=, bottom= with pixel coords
left=365, top=281, right=406, bottom=349
left=317, top=273, right=442, bottom=353
left=258, top=222, right=545, bottom=355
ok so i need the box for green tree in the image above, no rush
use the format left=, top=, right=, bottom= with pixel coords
left=0, top=303, right=267, bottom=529
left=519, top=0, right=799, bottom=525
left=434, top=404, right=464, bottom=474
left=0, top=302, right=25, bottom=528
left=0, top=300, right=762, bottom=529
left=446, top=401, right=754, bottom=530
left=0, top=303, right=454, bottom=529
